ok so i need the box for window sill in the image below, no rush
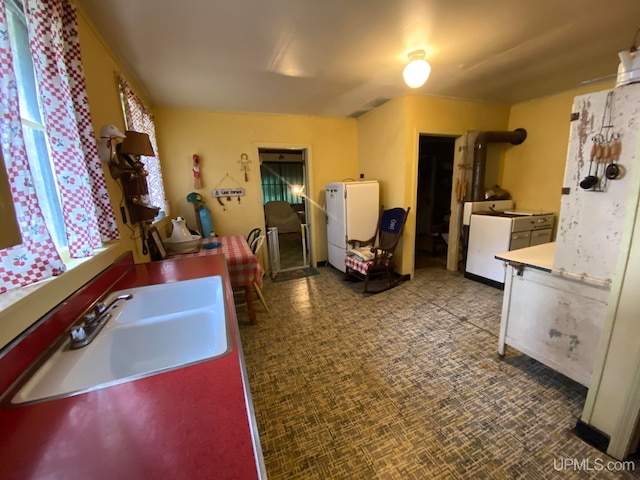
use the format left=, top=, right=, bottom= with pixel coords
left=0, top=241, right=129, bottom=350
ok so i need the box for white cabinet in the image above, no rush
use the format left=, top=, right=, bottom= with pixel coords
left=497, top=244, right=609, bottom=387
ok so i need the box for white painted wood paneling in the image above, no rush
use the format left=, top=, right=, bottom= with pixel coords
left=499, top=265, right=609, bottom=386
left=553, top=83, right=640, bottom=282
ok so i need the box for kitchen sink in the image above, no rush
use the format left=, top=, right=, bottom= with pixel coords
left=8, top=276, right=230, bottom=405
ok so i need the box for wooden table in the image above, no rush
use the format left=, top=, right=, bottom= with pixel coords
left=170, top=235, right=265, bottom=324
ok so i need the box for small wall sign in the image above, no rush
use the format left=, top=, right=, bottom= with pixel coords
left=212, top=188, right=245, bottom=198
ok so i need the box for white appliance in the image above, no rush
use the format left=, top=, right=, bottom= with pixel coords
left=326, top=181, right=379, bottom=272
left=462, top=200, right=515, bottom=226
left=466, top=211, right=554, bottom=286
left=616, top=48, right=640, bottom=87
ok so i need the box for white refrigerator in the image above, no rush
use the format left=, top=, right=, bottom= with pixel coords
left=326, top=181, right=379, bottom=272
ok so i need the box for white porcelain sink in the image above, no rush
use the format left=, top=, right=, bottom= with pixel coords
left=10, top=276, right=229, bottom=404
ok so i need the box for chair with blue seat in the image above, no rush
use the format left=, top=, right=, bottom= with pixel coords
left=345, top=206, right=411, bottom=293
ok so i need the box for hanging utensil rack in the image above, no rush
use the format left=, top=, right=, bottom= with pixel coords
left=584, top=91, right=621, bottom=192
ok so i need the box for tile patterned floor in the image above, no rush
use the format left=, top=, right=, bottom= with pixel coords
left=237, top=266, right=640, bottom=479
left=277, top=232, right=307, bottom=270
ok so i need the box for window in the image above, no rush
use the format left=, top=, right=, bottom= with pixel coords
left=1, top=0, right=118, bottom=292
left=260, top=162, right=304, bottom=205
left=118, top=75, right=166, bottom=211
left=6, top=0, right=67, bottom=250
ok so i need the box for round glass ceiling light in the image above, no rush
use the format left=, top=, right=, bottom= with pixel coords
left=403, top=50, right=431, bottom=88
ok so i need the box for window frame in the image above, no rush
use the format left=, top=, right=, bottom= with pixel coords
left=6, top=0, right=68, bottom=252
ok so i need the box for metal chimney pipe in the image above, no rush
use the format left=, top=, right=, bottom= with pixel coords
left=471, top=128, right=527, bottom=201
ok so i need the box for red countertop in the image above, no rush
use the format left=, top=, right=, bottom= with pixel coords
left=0, top=253, right=264, bottom=480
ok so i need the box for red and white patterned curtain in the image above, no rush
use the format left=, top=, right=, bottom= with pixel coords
left=0, top=1, right=65, bottom=293
left=118, top=74, right=166, bottom=209
left=24, top=0, right=119, bottom=257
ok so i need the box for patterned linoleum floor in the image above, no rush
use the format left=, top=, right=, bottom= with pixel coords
left=237, top=266, right=640, bottom=479
left=275, top=232, right=307, bottom=270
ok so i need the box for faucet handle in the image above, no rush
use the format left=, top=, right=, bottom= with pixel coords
left=94, top=302, right=107, bottom=315
left=83, top=311, right=98, bottom=326
left=70, top=326, right=86, bottom=342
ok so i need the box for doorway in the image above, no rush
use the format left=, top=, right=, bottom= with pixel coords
left=414, top=135, right=455, bottom=270
left=258, top=148, right=311, bottom=275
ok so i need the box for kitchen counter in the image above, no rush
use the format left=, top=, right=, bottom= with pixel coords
left=0, top=253, right=265, bottom=480
left=494, top=241, right=555, bottom=271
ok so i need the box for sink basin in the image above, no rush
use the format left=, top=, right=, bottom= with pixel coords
left=9, top=276, right=230, bottom=405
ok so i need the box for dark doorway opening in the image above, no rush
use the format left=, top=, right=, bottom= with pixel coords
left=415, top=135, right=455, bottom=270
left=258, top=148, right=310, bottom=274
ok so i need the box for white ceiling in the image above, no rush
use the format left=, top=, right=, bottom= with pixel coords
left=75, top=0, right=640, bottom=118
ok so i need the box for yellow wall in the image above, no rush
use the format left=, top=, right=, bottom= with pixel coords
left=357, top=97, right=411, bottom=205
left=154, top=108, right=358, bottom=265
left=78, top=9, right=153, bottom=262
left=358, top=95, right=511, bottom=276
left=502, top=82, right=614, bottom=218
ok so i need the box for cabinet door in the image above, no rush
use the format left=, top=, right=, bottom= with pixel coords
left=0, top=151, right=22, bottom=249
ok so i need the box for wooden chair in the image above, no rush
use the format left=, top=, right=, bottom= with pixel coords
left=246, top=227, right=261, bottom=246
left=249, top=235, right=269, bottom=312
left=233, top=234, right=269, bottom=313
left=345, top=206, right=411, bottom=293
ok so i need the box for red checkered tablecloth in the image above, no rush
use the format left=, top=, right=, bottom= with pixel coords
left=345, top=252, right=371, bottom=275
left=170, top=235, right=265, bottom=288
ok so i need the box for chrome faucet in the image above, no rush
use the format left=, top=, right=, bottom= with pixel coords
left=70, top=294, right=133, bottom=349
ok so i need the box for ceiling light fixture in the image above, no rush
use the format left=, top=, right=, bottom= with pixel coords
left=403, top=49, right=431, bottom=88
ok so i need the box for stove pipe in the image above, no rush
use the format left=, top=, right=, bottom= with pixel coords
left=471, top=128, right=527, bottom=201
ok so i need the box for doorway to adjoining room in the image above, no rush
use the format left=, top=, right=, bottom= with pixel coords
left=258, top=148, right=311, bottom=275
left=414, top=135, right=455, bottom=270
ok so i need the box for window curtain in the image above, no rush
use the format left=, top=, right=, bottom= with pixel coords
left=0, top=1, right=65, bottom=293
left=260, top=162, right=304, bottom=204
left=118, top=74, right=165, bottom=210
left=24, top=0, right=119, bottom=257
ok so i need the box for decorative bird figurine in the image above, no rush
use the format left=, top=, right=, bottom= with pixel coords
left=97, top=124, right=126, bottom=163
left=187, top=192, right=215, bottom=237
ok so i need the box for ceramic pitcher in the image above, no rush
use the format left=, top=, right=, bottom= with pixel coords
left=170, top=217, right=191, bottom=241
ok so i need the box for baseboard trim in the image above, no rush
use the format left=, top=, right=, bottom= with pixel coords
left=573, top=419, right=610, bottom=452
left=464, top=271, right=505, bottom=290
